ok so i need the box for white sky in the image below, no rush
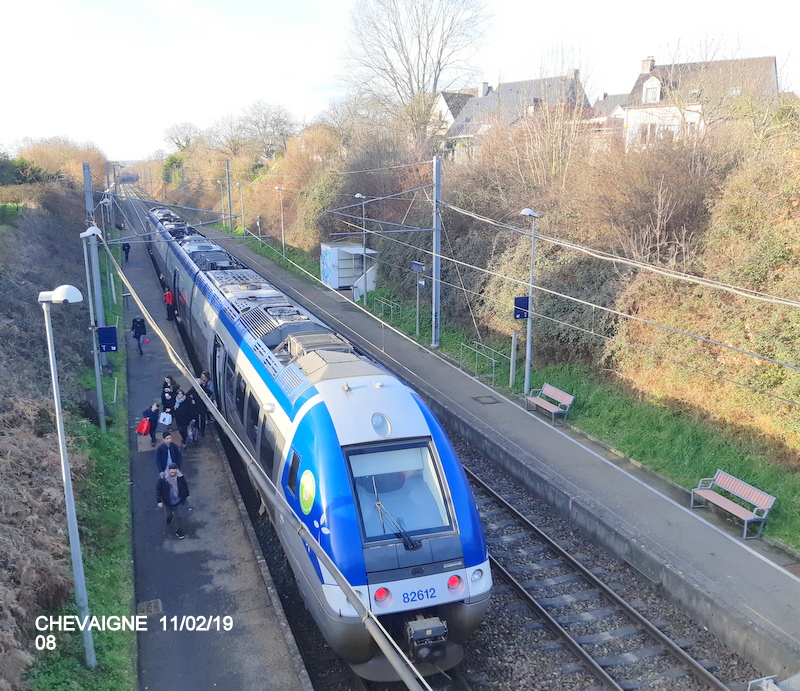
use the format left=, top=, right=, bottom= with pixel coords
left=2, top=0, right=797, bottom=162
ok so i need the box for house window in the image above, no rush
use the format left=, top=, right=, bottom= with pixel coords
left=643, top=77, right=661, bottom=104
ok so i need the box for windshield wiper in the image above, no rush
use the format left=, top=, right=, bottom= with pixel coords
left=375, top=501, right=422, bottom=550
left=370, top=476, right=421, bottom=551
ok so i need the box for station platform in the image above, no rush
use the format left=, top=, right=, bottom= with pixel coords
left=211, top=233, right=800, bottom=685
left=121, top=229, right=311, bottom=690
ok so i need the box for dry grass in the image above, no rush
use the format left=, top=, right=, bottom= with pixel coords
left=0, top=185, right=91, bottom=689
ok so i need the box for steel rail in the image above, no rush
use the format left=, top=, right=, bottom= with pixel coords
left=465, top=467, right=730, bottom=691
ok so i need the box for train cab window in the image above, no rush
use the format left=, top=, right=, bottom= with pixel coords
left=346, top=440, right=452, bottom=543
left=246, top=393, right=259, bottom=445
left=235, top=373, right=246, bottom=421
left=287, top=451, right=301, bottom=496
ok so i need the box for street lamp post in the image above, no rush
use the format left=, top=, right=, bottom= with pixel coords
left=256, top=214, right=262, bottom=244
left=355, top=193, right=367, bottom=306
left=520, top=208, right=539, bottom=395
left=236, top=182, right=244, bottom=231
left=38, top=285, right=97, bottom=670
left=275, top=187, right=285, bottom=255
left=80, top=227, right=106, bottom=434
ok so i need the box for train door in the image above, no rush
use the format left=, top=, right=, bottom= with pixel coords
left=212, top=338, right=227, bottom=417
left=172, top=268, right=187, bottom=322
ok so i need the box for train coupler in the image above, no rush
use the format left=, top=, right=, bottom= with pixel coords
left=405, top=616, right=448, bottom=664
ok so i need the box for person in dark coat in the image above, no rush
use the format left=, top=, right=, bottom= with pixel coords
left=156, top=464, right=189, bottom=539
left=172, top=390, right=194, bottom=448
left=155, top=431, right=183, bottom=474
left=161, top=376, right=179, bottom=414
left=122, top=242, right=131, bottom=262
left=130, top=316, right=147, bottom=355
left=142, top=402, right=160, bottom=447
left=197, top=371, right=215, bottom=437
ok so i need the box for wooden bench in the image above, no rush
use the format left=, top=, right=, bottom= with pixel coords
left=525, top=383, right=575, bottom=424
left=690, top=469, right=776, bottom=539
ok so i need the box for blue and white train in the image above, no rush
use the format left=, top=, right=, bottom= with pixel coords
left=143, top=207, right=492, bottom=680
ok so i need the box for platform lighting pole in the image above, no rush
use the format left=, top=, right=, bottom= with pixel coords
left=38, top=285, right=97, bottom=670
left=355, top=193, right=367, bottom=305
left=275, top=187, right=285, bottom=255
left=256, top=214, right=262, bottom=239
left=217, top=180, right=225, bottom=230
left=225, top=160, right=233, bottom=234
left=236, top=182, right=244, bottom=231
left=431, top=156, right=442, bottom=348
left=80, top=227, right=106, bottom=434
left=520, top=208, right=539, bottom=395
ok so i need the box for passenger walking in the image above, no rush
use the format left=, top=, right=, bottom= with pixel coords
left=164, top=288, right=175, bottom=321
left=172, top=390, right=193, bottom=448
left=142, top=402, right=160, bottom=447
left=161, top=375, right=179, bottom=413
left=155, top=431, right=183, bottom=474
left=122, top=242, right=131, bottom=262
left=156, top=464, right=189, bottom=539
left=130, top=315, right=147, bottom=355
left=197, top=371, right=215, bottom=437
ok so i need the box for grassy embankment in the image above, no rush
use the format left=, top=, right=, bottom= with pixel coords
left=231, top=233, right=800, bottom=553
left=26, top=246, right=136, bottom=690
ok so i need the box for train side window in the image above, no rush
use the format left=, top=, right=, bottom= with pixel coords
left=246, top=393, right=259, bottom=445
left=235, top=373, right=246, bottom=421
left=224, top=356, right=236, bottom=412
left=287, top=451, right=300, bottom=496
left=258, top=419, right=275, bottom=475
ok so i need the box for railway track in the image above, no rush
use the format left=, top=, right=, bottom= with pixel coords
left=118, top=190, right=760, bottom=690
left=466, top=466, right=731, bottom=690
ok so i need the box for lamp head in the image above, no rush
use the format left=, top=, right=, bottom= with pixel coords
left=80, top=225, right=102, bottom=239
left=274, top=186, right=282, bottom=191
left=520, top=208, right=539, bottom=219
left=39, top=285, right=83, bottom=305
left=355, top=193, right=365, bottom=199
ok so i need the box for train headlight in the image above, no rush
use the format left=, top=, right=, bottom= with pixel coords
left=371, top=412, right=391, bottom=437
left=471, top=568, right=484, bottom=582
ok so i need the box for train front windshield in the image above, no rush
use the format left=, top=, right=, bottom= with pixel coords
left=347, top=440, right=452, bottom=542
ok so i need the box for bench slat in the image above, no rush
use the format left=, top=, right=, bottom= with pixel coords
left=541, top=383, right=575, bottom=406
left=693, top=489, right=755, bottom=520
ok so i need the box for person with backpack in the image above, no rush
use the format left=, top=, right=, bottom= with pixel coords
left=130, top=315, right=147, bottom=355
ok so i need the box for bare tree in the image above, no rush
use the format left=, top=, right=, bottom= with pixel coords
left=243, top=101, right=298, bottom=161
left=210, top=115, right=250, bottom=158
left=344, top=0, right=487, bottom=147
left=164, top=122, right=201, bottom=152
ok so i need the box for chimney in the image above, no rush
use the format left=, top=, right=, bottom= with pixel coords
left=641, top=57, right=655, bottom=74
left=479, top=81, right=489, bottom=97
left=567, top=68, right=579, bottom=80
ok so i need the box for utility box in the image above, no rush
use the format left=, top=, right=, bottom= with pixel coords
left=320, top=241, right=377, bottom=291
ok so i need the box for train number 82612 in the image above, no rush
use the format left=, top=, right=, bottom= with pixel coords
left=401, top=588, right=437, bottom=603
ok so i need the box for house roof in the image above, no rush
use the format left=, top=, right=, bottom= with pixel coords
left=440, top=90, right=477, bottom=119
left=626, top=56, right=779, bottom=109
left=446, top=73, right=590, bottom=139
left=592, top=93, right=628, bottom=117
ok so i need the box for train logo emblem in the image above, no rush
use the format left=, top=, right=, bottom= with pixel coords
left=299, top=470, right=316, bottom=515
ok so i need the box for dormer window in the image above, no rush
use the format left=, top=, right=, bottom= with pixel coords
left=643, top=76, right=661, bottom=104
